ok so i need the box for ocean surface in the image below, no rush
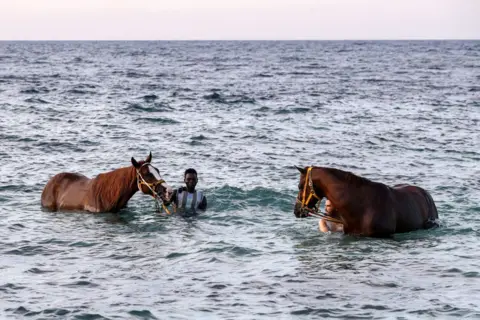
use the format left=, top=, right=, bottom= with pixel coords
left=0, top=41, right=479, bottom=319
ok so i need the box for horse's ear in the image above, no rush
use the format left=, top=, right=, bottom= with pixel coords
left=145, top=152, right=152, bottom=163
left=295, top=165, right=306, bottom=175
left=131, top=157, right=140, bottom=169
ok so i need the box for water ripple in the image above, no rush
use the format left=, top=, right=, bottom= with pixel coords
left=0, top=40, right=479, bottom=320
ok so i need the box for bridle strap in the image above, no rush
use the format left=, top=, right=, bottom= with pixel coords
left=298, top=167, right=343, bottom=225
left=299, top=167, right=321, bottom=207
left=136, top=164, right=171, bottom=215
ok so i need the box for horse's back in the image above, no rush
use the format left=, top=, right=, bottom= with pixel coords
left=41, top=172, right=89, bottom=211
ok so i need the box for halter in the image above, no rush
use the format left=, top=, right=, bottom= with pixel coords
left=136, top=163, right=171, bottom=215
left=296, top=167, right=343, bottom=224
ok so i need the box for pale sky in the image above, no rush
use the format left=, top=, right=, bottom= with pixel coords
left=0, top=0, right=479, bottom=40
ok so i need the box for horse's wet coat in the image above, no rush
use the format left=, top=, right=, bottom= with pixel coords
left=41, top=153, right=171, bottom=213
left=294, top=166, right=439, bottom=237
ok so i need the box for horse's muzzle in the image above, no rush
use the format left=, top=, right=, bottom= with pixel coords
left=293, top=202, right=309, bottom=218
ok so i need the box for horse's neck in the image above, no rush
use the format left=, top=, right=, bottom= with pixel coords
left=90, top=166, right=138, bottom=211
left=314, top=168, right=366, bottom=214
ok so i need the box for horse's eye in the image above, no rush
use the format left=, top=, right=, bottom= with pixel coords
left=298, top=184, right=302, bottom=190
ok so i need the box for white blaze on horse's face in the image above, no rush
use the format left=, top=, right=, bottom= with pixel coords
left=147, top=164, right=162, bottom=180
left=148, top=165, right=173, bottom=199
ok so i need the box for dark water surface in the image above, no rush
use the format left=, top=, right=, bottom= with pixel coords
left=0, top=41, right=479, bottom=319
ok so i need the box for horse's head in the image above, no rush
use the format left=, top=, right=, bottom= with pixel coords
left=132, top=152, right=173, bottom=202
left=293, top=166, right=325, bottom=218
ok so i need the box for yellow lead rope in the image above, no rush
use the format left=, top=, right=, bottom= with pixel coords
left=136, top=168, right=171, bottom=215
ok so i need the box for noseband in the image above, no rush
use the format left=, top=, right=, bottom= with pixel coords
left=297, top=167, right=343, bottom=224
left=136, top=163, right=171, bottom=214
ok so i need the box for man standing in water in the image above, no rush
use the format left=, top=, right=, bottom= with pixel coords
left=319, top=199, right=343, bottom=233
left=163, top=168, right=207, bottom=214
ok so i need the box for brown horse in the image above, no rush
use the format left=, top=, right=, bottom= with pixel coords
left=41, top=152, right=172, bottom=213
left=293, top=166, right=438, bottom=237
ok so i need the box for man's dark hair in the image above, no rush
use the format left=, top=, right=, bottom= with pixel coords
left=184, top=168, right=197, bottom=178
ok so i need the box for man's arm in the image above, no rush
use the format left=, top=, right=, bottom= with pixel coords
left=198, top=195, right=207, bottom=210
left=319, top=219, right=329, bottom=233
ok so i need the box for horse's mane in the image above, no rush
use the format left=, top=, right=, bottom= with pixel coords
left=89, top=165, right=138, bottom=209
left=319, top=167, right=374, bottom=187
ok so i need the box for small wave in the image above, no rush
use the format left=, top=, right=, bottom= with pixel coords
left=363, top=280, right=399, bottom=288
left=165, top=252, right=189, bottom=259
left=4, top=245, right=58, bottom=256
left=204, top=92, right=223, bottom=101
left=0, top=133, right=21, bottom=141
left=24, top=98, right=49, bottom=104
left=361, top=304, right=389, bottom=311
left=298, top=63, right=328, bottom=70
left=128, top=310, right=158, bottom=319
left=4, top=306, right=71, bottom=318
left=191, top=135, right=208, bottom=141
left=25, top=268, right=55, bottom=274
left=253, top=73, right=274, bottom=78
left=35, top=141, right=86, bottom=153
left=125, top=103, right=157, bottom=112
left=63, top=280, right=99, bottom=288
left=33, top=60, right=50, bottom=65
left=253, top=106, right=271, bottom=112
left=20, top=87, right=50, bottom=94
left=0, top=55, right=13, bottom=61
left=67, top=89, right=95, bottom=95
left=462, top=271, right=480, bottom=278
left=124, top=102, right=173, bottom=112
left=74, top=313, right=110, bottom=319
left=143, top=94, right=158, bottom=102
left=203, top=92, right=255, bottom=104
left=274, top=107, right=311, bottom=114
left=134, top=117, right=180, bottom=124
left=0, top=283, right=26, bottom=293
left=188, top=140, right=205, bottom=146
left=126, top=71, right=149, bottom=78
left=289, top=71, right=315, bottom=75
left=290, top=308, right=340, bottom=316
left=8, top=223, right=25, bottom=231
left=0, top=75, right=25, bottom=80
left=130, top=50, right=148, bottom=57
left=69, top=241, right=98, bottom=247
left=258, top=94, right=276, bottom=100
left=75, top=83, right=97, bottom=89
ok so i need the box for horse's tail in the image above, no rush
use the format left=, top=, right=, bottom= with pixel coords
left=41, top=175, right=60, bottom=210
left=423, top=189, right=439, bottom=229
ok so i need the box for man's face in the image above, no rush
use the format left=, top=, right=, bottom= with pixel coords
left=325, top=200, right=334, bottom=214
left=184, top=173, right=198, bottom=190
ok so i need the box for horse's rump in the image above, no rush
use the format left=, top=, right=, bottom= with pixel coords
left=391, top=184, right=439, bottom=230
left=41, top=172, right=90, bottom=211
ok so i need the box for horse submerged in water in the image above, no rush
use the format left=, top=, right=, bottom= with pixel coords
left=293, top=166, right=438, bottom=237
left=41, top=152, right=172, bottom=213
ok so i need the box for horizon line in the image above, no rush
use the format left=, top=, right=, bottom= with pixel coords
left=1, top=38, right=479, bottom=42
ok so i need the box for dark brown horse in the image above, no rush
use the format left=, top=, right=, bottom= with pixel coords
left=41, top=152, right=172, bottom=213
left=293, top=166, right=438, bottom=237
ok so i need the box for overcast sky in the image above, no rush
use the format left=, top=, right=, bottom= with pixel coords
left=0, top=0, right=479, bottom=40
